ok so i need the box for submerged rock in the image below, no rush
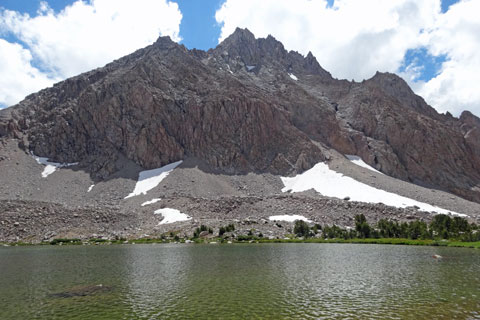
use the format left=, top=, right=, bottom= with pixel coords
left=49, top=284, right=113, bottom=298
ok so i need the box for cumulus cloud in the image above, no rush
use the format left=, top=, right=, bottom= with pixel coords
left=0, top=0, right=182, bottom=107
left=0, top=39, right=59, bottom=106
left=216, top=0, right=480, bottom=117
left=417, top=0, right=480, bottom=116
left=216, top=0, right=438, bottom=81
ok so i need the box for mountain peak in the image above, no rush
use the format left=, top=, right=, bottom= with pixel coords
left=376, top=71, right=403, bottom=79
left=303, top=51, right=330, bottom=77
left=460, top=110, right=480, bottom=128
left=367, top=71, right=417, bottom=98
left=366, top=71, right=443, bottom=120
left=223, top=27, right=256, bottom=44
left=215, top=29, right=331, bottom=78
left=154, top=35, right=177, bottom=49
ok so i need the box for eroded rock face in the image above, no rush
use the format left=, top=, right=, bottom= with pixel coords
left=459, top=111, right=480, bottom=169
left=331, top=80, right=480, bottom=202
left=1, top=28, right=479, bottom=202
left=0, top=34, right=324, bottom=179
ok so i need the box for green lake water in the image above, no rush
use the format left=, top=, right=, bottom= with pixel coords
left=0, top=243, right=479, bottom=319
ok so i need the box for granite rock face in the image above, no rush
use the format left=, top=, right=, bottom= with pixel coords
left=1, top=28, right=479, bottom=202
left=0, top=34, right=324, bottom=178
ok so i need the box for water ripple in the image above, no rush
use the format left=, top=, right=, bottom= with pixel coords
left=0, top=244, right=479, bottom=319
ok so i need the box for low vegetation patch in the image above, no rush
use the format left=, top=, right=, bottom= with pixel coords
left=254, top=237, right=480, bottom=248
left=193, top=225, right=213, bottom=238
left=50, top=238, right=82, bottom=245
left=218, top=224, right=235, bottom=236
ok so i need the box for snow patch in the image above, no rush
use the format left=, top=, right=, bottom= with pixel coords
left=33, top=155, right=78, bottom=178
left=141, top=198, right=161, bottom=207
left=288, top=73, right=298, bottom=81
left=269, top=215, right=312, bottom=223
left=125, top=161, right=182, bottom=199
left=87, top=185, right=94, bottom=192
left=346, top=155, right=383, bottom=174
left=281, top=162, right=467, bottom=217
left=154, top=208, right=191, bottom=225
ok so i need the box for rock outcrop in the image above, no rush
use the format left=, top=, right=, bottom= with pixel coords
left=330, top=73, right=480, bottom=202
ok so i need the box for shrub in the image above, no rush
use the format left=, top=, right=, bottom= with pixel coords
left=294, top=220, right=310, bottom=238
left=322, top=224, right=345, bottom=239
left=355, top=214, right=371, bottom=238
left=193, top=225, right=210, bottom=238
left=312, top=224, right=322, bottom=234
left=237, top=235, right=254, bottom=241
left=193, top=228, right=201, bottom=238
left=430, top=214, right=452, bottom=239
left=219, top=227, right=226, bottom=236
left=50, top=238, right=81, bottom=245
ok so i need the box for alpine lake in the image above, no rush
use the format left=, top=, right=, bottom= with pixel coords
left=0, top=243, right=479, bottom=319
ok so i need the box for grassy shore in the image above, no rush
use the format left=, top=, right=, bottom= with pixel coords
left=252, top=237, right=480, bottom=248
left=1, top=237, right=480, bottom=249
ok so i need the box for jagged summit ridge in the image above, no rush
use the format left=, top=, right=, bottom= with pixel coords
left=213, top=28, right=332, bottom=79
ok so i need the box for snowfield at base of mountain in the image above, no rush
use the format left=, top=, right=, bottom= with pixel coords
left=33, top=155, right=78, bottom=178
left=269, top=215, right=312, bottom=222
left=155, top=208, right=192, bottom=225
left=281, top=162, right=467, bottom=217
left=125, top=161, right=183, bottom=199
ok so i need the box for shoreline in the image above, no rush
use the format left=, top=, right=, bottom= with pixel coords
left=2, top=237, right=479, bottom=249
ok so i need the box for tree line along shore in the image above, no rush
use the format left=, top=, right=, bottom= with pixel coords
left=2, top=214, right=479, bottom=249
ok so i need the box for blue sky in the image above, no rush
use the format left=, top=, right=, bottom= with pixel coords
left=440, top=0, right=459, bottom=12
left=0, top=0, right=333, bottom=51
left=0, top=0, right=455, bottom=58
left=174, top=0, right=223, bottom=50
left=399, top=48, right=448, bottom=82
left=0, top=0, right=223, bottom=49
left=2, top=0, right=479, bottom=117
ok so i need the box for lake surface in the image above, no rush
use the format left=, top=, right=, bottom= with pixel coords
left=0, top=243, right=479, bottom=319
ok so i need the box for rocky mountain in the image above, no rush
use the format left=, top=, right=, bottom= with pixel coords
left=1, top=28, right=480, bottom=243
left=1, top=27, right=479, bottom=202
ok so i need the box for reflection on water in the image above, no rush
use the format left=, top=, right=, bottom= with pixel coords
left=0, top=244, right=479, bottom=319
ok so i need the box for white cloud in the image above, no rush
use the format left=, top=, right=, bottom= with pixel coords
left=216, top=0, right=438, bottom=81
left=216, top=0, right=480, bottom=117
left=417, top=0, right=480, bottom=116
left=0, top=39, right=59, bottom=106
left=0, top=0, right=182, bottom=107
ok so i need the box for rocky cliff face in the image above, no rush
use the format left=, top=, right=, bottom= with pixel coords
left=1, top=27, right=479, bottom=202
left=0, top=34, right=324, bottom=178
left=332, top=76, right=480, bottom=202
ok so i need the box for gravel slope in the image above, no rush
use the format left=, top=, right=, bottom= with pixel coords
left=1, top=139, right=479, bottom=243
